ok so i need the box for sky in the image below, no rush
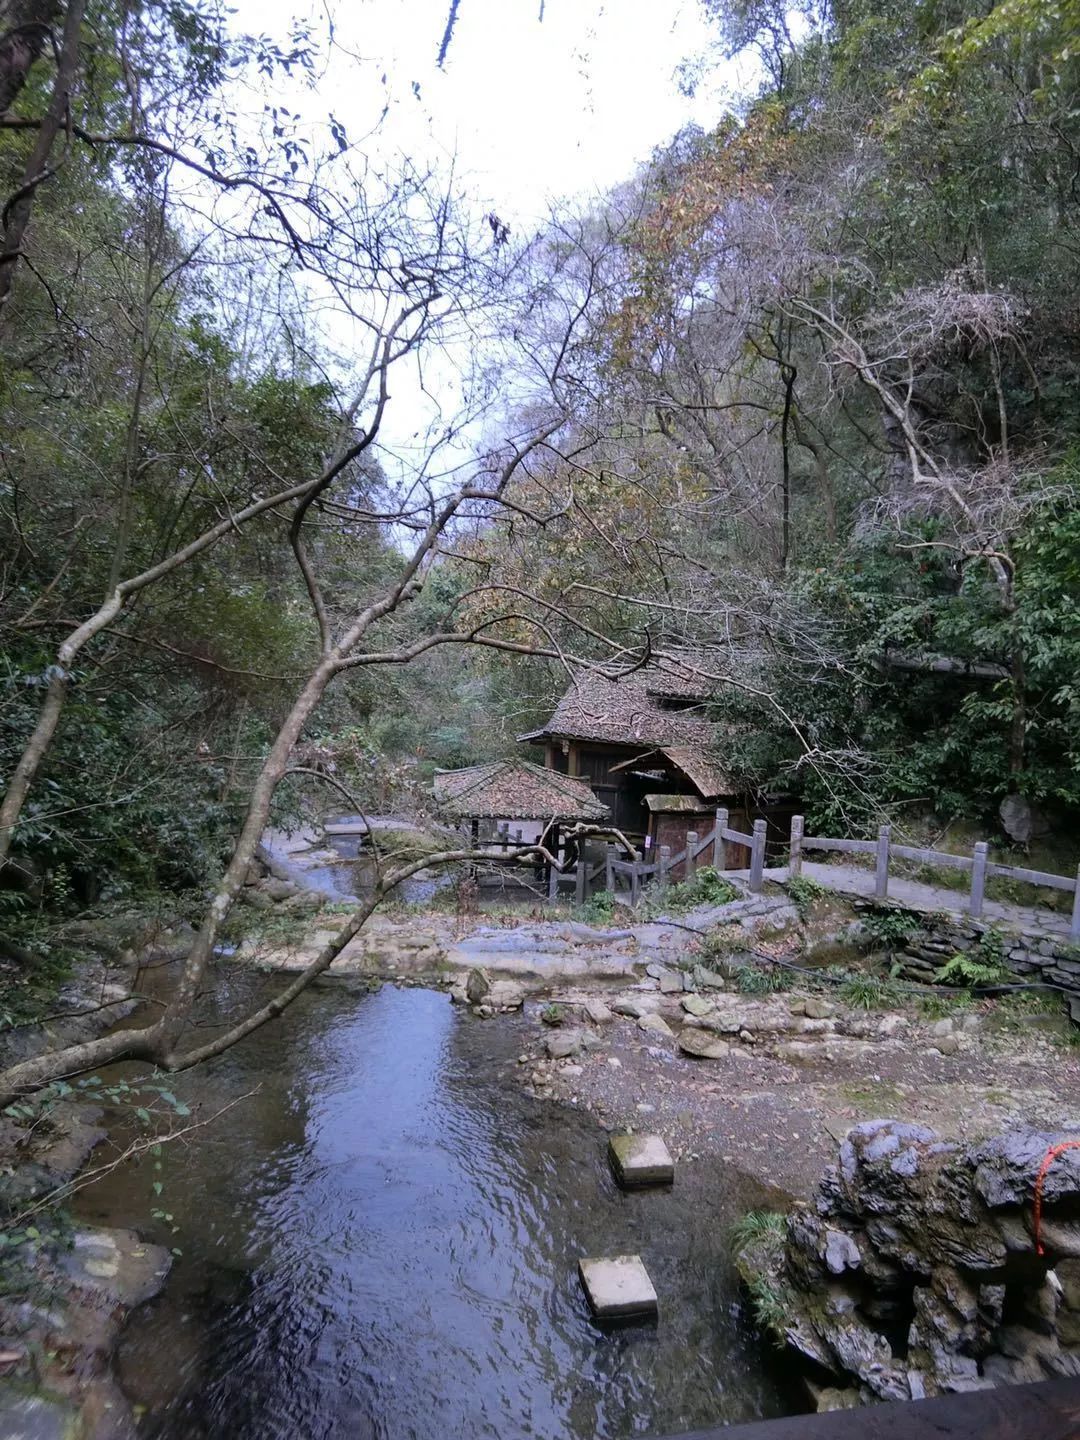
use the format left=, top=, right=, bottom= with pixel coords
left=240, top=0, right=753, bottom=225
left=226, top=0, right=757, bottom=477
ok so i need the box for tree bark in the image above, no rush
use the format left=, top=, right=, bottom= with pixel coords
left=0, top=0, right=84, bottom=324
left=0, top=0, right=59, bottom=117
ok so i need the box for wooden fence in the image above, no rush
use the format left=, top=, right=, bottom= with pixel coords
left=492, top=812, right=1080, bottom=934
left=789, top=816, right=1080, bottom=941
left=540, top=807, right=770, bottom=906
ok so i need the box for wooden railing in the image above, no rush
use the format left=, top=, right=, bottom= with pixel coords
left=541, top=807, right=770, bottom=907
left=789, top=816, right=1080, bottom=940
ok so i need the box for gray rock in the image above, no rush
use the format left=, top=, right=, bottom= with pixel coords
left=677, top=1028, right=730, bottom=1059
left=658, top=970, right=684, bottom=994
left=465, top=968, right=491, bottom=1004
left=638, top=1013, right=674, bottom=1039
left=693, top=965, right=727, bottom=990
left=681, top=994, right=714, bottom=1018
left=929, top=1034, right=960, bottom=1055
left=824, top=1229, right=861, bottom=1274
left=582, top=999, right=613, bottom=1024
left=546, top=1030, right=584, bottom=1060
left=803, top=996, right=836, bottom=1020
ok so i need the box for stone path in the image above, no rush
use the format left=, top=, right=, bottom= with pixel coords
left=735, top=862, right=1076, bottom=943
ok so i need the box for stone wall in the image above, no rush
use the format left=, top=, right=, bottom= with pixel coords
left=850, top=899, right=1080, bottom=1007
left=736, top=1120, right=1080, bottom=1409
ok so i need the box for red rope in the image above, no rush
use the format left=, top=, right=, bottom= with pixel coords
left=1032, top=1140, right=1080, bottom=1256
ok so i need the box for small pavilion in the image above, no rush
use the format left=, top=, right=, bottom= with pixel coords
left=432, top=758, right=610, bottom=869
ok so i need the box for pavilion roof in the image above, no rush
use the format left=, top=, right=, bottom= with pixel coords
left=517, top=656, right=718, bottom=750
left=432, top=759, right=610, bottom=822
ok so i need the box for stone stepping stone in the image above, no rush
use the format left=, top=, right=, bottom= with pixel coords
left=578, top=1255, right=658, bottom=1319
left=608, top=1133, right=674, bottom=1188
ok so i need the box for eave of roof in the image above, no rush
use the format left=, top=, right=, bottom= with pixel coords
left=432, top=759, right=610, bottom=822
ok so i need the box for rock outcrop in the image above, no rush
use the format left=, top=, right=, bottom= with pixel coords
left=736, top=1120, right=1080, bottom=1406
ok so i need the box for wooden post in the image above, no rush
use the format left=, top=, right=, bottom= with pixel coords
left=712, top=807, right=728, bottom=871
left=514, top=827, right=522, bottom=848
left=575, top=853, right=587, bottom=905
left=605, top=843, right=615, bottom=894
left=970, top=840, right=989, bottom=919
left=749, top=819, right=767, bottom=893
left=659, top=844, right=671, bottom=890
left=875, top=824, right=891, bottom=902
left=789, top=815, right=804, bottom=878
left=1071, top=863, right=1080, bottom=942
left=685, top=830, right=698, bottom=879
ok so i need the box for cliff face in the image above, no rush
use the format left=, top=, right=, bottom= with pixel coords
left=737, top=1120, right=1080, bottom=1407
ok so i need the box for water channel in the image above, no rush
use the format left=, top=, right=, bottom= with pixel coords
left=76, top=972, right=798, bottom=1438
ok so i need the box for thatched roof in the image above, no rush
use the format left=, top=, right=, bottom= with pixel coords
left=609, top=745, right=735, bottom=800
left=643, top=793, right=715, bottom=814
left=432, top=760, right=610, bottom=822
left=517, top=660, right=716, bottom=750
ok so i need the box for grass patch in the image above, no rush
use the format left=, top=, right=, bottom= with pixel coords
left=787, top=874, right=828, bottom=920
left=745, top=1274, right=796, bottom=1342
left=730, top=1209, right=787, bottom=1254
left=644, top=866, right=737, bottom=917
left=734, top=962, right=789, bottom=995
left=838, top=971, right=902, bottom=1010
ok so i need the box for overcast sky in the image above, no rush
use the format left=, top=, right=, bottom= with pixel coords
left=241, top=0, right=751, bottom=224
left=228, top=1, right=754, bottom=474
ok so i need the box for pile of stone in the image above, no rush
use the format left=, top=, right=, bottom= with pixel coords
left=736, top=1119, right=1080, bottom=1407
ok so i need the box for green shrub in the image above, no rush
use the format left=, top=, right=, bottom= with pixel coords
left=934, top=928, right=1011, bottom=987
left=861, top=906, right=924, bottom=949
left=787, top=874, right=828, bottom=919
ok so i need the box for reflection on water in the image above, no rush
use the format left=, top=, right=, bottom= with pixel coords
left=77, top=980, right=797, bottom=1439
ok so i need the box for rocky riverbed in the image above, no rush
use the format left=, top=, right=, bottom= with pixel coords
left=229, top=869, right=1080, bottom=1200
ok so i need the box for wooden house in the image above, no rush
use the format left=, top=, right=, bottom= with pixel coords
left=518, top=659, right=790, bottom=869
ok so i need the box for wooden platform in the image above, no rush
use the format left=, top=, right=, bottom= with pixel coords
left=650, top=1379, right=1080, bottom=1439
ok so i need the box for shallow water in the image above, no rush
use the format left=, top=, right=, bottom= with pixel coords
left=77, top=977, right=798, bottom=1439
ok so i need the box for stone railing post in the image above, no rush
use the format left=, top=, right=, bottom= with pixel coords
left=685, top=830, right=698, bottom=879
left=712, top=807, right=728, bottom=872
left=659, top=844, right=671, bottom=890
left=605, top=843, right=615, bottom=894
left=875, top=824, right=891, bottom=902
left=575, top=853, right=587, bottom=905
left=970, top=840, right=988, bottom=919
left=749, top=819, right=767, bottom=893
left=789, top=815, right=804, bottom=878
left=1071, top=863, right=1080, bottom=942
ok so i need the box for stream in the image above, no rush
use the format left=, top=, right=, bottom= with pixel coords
left=75, top=971, right=798, bottom=1439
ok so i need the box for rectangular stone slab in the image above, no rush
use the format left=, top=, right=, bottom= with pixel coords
left=608, top=1133, right=674, bottom=1188
left=578, top=1255, right=658, bottom=1319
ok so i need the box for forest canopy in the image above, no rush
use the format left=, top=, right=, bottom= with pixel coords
left=1, top=0, right=1079, bottom=931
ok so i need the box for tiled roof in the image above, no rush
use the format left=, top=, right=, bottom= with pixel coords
left=432, top=759, right=610, bottom=821
left=661, top=746, right=735, bottom=800
left=518, top=659, right=718, bottom=749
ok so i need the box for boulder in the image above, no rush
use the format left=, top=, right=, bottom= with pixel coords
left=582, top=999, right=613, bottom=1024
left=677, top=1029, right=729, bottom=1060
left=735, top=1122, right=1080, bottom=1404
left=681, top=994, right=714, bottom=1018
left=465, top=968, right=492, bottom=1004
left=546, top=1030, right=585, bottom=1060
left=637, top=1013, right=674, bottom=1039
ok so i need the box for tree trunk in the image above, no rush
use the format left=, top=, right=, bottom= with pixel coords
left=0, top=0, right=59, bottom=116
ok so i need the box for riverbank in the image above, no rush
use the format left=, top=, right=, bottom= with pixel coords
left=227, top=881, right=1080, bottom=1200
